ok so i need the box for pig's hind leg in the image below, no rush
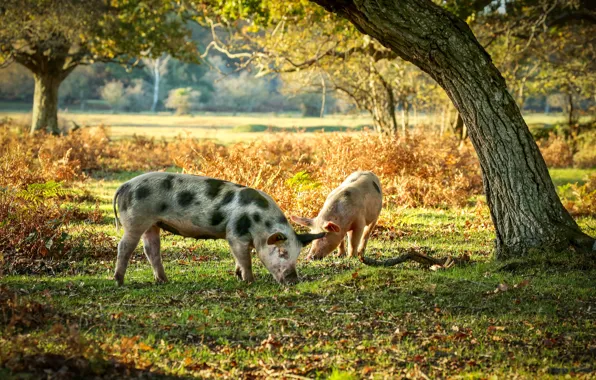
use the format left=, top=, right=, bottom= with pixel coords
left=142, top=225, right=168, bottom=284
left=357, top=220, right=378, bottom=258
left=114, top=229, right=144, bottom=286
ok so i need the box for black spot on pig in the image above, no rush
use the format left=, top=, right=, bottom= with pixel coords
left=278, top=214, right=288, bottom=224
left=177, top=191, right=195, bottom=207
left=372, top=181, right=381, bottom=194
left=158, top=203, right=168, bottom=213
left=161, top=175, right=174, bottom=191
left=135, top=186, right=151, bottom=201
left=157, top=221, right=181, bottom=236
left=235, top=214, right=252, bottom=236
left=177, top=178, right=183, bottom=183
left=265, top=221, right=272, bottom=229
left=210, top=211, right=225, bottom=226
left=205, top=179, right=225, bottom=199
left=252, top=213, right=262, bottom=224
left=343, top=190, right=351, bottom=198
left=220, top=191, right=235, bottom=206
left=239, top=188, right=269, bottom=209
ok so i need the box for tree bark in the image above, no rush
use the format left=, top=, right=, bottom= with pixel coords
left=31, top=72, right=63, bottom=135
left=311, top=0, right=595, bottom=257
left=151, top=63, right=160, bottom=113
left=369, top=64, right=398, bottom=135
left=320, top=74, right=326, bottom=118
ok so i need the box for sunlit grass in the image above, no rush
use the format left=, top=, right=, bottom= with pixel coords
left=2, top=170, right=595, bottom=378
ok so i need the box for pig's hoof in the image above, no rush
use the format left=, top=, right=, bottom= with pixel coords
left=242, top=275, right=255, bottom=283
left=114, top=273, right=124, bottom=286
left=235, top=267, right=243, bottom=280
left=155, top=277, right=168, bottom=284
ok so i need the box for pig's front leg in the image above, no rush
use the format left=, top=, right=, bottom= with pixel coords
left=228, top=239, right=254, bottom=282
left=337, top=239, right=346, bottom=256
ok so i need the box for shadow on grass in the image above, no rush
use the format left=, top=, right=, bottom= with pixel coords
left=232, top=124, right=368, bottom=133
left=1, top=353, right=184, bottom=379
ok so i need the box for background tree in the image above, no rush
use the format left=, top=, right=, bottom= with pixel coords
left=165, top=87, right=201, bottom=115
left=100, top=80, right=129, bottom=112
left=0, top=0, right=197, bottom=134
left=142, top=54, right=171, bottom=113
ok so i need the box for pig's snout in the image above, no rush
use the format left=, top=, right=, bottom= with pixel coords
left=280, top=268, right=299, bottom=285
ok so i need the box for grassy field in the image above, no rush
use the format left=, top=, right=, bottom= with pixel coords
left=0, top=108, right=587, bottom=142
left=1, top=168, right=595, bottom=379
left=0, top=110, right=372, bottom=142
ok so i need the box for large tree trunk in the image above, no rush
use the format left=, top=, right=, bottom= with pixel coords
left=311, top=0, right=595, bottom=257
left=31, top=72, right=63, bottom=135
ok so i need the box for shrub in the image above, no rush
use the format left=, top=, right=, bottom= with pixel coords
left=165, top=87, right=201, bottom=115
left=124, top=79, right=152, bottom=112
left=558, top=174, right=596, bottom=216
left=0, top=184, right=115, bottom=274
left=537, top=134, right=574, bottom=168
left=181, top=133, right=483, bottom=217
left=100, top=80, right=130, bottom=112
left=573, top=131, right=596, bottom=168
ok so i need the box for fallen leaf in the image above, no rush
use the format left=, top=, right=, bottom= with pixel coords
left=138, top=342, right=153, bottom=351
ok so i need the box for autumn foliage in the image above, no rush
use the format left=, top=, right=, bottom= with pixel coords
left=181, top=133, right=484, bottom=217
left=1, top=120, right=594, bottom=273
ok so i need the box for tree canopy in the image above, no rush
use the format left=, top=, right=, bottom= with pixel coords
left=0, top=0, right=198, bottom=133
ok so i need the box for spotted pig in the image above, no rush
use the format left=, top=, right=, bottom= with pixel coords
left=112, top=172, right=325, bottom=285
left=291, top=171, right=382, bottom=260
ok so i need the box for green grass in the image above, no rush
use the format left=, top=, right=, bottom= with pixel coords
left=549, top=168, right=595, bottom=187
left=1, top=171, right=595, bottom=378
left=2, top=109, right=584, bottom=143
left=0, top=111, right=373, bottom=143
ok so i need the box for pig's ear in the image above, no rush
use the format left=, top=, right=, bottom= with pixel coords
left=290, top=215, right=314, bottom=227
left=323, top=221, right=341, bottom=233
left=267, top=232, right=288, bottom=245
left=296, top=232, right=326, bottom=247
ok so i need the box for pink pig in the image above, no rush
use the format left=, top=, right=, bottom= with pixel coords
left=291, top=171, right=382, bottom=260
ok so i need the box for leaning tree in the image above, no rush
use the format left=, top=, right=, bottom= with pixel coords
left=304, top=0, right=595, bottom=258
left=0, top=0, right=197, bottom=135
left=200, top=0, right=594, bottom=257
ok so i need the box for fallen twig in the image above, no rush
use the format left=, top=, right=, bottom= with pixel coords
left=360, top=247, right=471, bottom=268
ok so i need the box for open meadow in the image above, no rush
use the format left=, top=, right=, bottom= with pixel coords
left=0, top=107, right=588, bottom=142
left=2, top=0, right=596, bottom=377
left=1, top=117, right=595, bottom=379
